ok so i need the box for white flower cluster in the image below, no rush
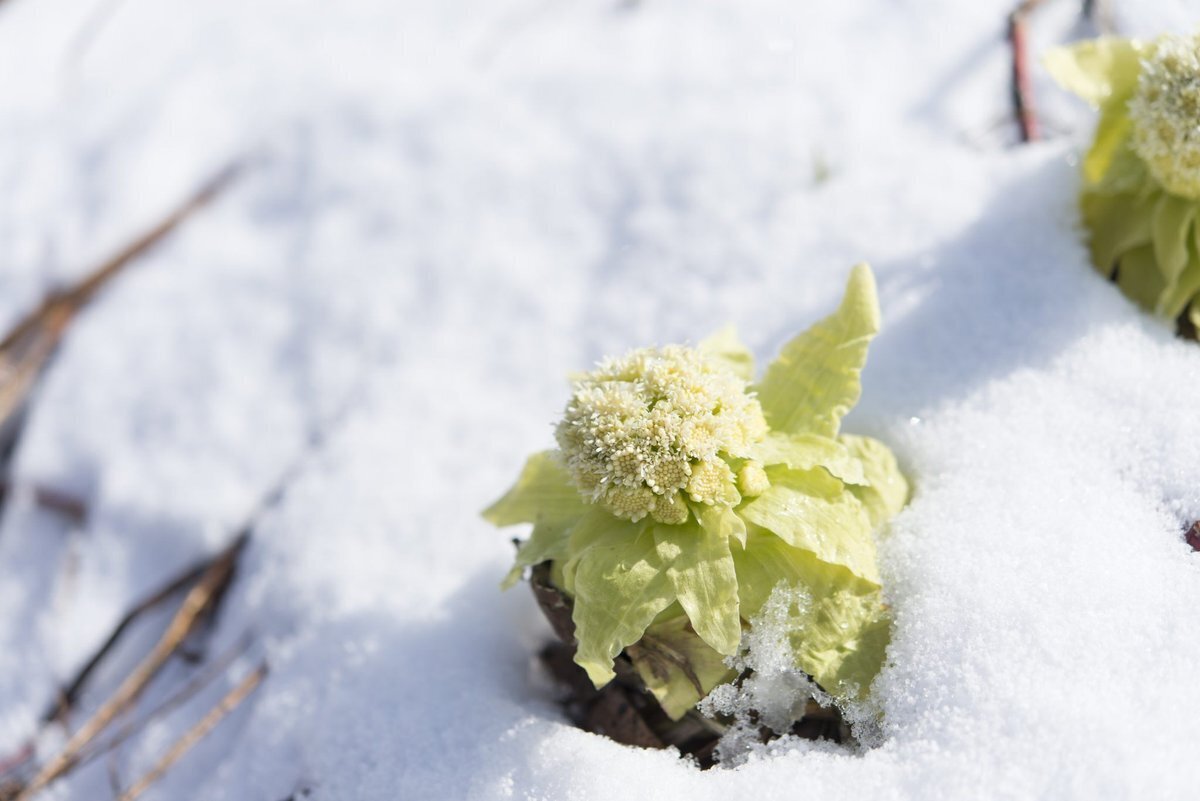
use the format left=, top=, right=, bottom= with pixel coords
left=1130, top=33, right=1200, bottom=199
left=555, top=345, right=768, bottom=523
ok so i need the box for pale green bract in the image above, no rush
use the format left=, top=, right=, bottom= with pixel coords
left=483, top=264, right=910, bottom=719
left=1046, top=34, right=1200, bottom=331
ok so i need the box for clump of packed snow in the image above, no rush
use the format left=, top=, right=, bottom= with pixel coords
left=699, top=583, right=882, bottom=766
left=1, top=0, right=1200, bottom=799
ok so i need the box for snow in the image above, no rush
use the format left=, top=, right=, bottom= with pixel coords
left=1, top=0, right=1200, bottom=798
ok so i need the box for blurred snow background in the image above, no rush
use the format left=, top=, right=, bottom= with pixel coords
left=1, top=0, right=1199, bottom=798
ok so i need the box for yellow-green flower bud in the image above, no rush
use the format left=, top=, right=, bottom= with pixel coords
left=685, top=459, right=739, bottom=506
left=604, top=485, right=656, bottom=523
left=555, top=345, right=767, bottom=522
left=651, top=491, right=690, bottom=525
left=737, top=461, right=770, bottom=498
left=1129, top=34, right=1200, bottom=199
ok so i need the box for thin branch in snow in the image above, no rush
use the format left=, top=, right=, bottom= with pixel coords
left=76, top=632, right=255, bottom=767
left=0, top=162, right=243, bottom=485
left=15, top=535, right=248, bottom=799
left=1008, top=0, right=1046, bottom=144
left=115, top=662, right=268, bottom=801
left=41, top=550, right=215, bottom=726
left=0, top=480, right=88, bottom=525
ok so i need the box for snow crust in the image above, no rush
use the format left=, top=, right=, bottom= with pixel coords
left=1, top=0, right=1200, bottom=798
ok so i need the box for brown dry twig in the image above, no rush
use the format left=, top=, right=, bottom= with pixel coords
left=115, top=662, right=267, bottom=801
left=0, top=480, right=88, bottom=525
left=76, top=632, right=254, bottom=767
left=41, top=548, right=224, bottom=726
left=0, top=163, right=242, bottom=469
left=15, top=534, right=248, bottom=800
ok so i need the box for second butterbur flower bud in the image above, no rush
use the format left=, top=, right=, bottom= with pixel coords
left=1046, top=33, right=1200, bottom=334
left=1129, top=34, right=1200, bottom=199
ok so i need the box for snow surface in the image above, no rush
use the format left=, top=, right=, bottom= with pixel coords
left=2, top=0, right=1200, bottom=798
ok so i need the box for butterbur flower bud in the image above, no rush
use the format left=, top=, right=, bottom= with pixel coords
left=685, top=459, right=739, bottom=506
left=555, top=345, right=766, bottom=523
left=1046, top=34, right=1200, bottom=334
left=485, top=264, right=909, bottom=731
left=737, top=462, right=770, bottom=498
left=1129, top=35, right=1200, bottom=199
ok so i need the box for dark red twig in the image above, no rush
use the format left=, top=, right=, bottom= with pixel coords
left=1008, top=0, right=1045, bottom=144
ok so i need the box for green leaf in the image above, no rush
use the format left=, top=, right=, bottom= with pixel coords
left=1117, top=243, right=1167, bottom=312
left=695, top=502, right=747, bottom=548
left=482, top=451, right=588, bottom=527
left=628, top=614, right=737, bottom=720
left=698, top=324, right=755, bottom=381
left=1151, top=194, right=1197, bottom=295
left=1044, top=37, right=1142, bottom=108
left=822, top=611, right=891, bottom=700
left=737, top=466, right=879, bottom=584
left=755, top=264, right=880, bottom=439
left=502, top=519, right=574, bottom=589
left=654, top=521, right=742, bottom=656
left=1160, top=254, right=1200, bottom=319
left=559, top=507, right=638, bottom=596
left=571, top=521, right=676, bottom=687
left=1083, top=190, right=1154, bottom=277
left=839, top=434, right=909, bottom=529
left=1090, top=133, right=1148, bottom=195
left=749, top=431, right=867, bottom=485
left=732, top=530, right=888, bottom=699
left=1085, top=107, right=1136, bottom=187
left=1159, top=224, right=1200, bottom=319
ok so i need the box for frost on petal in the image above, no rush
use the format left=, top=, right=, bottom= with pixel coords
left=755, top=264, right=880, bottom=440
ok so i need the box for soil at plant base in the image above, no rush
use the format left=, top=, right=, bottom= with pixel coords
left=528, top=563, right=850, bottom=768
